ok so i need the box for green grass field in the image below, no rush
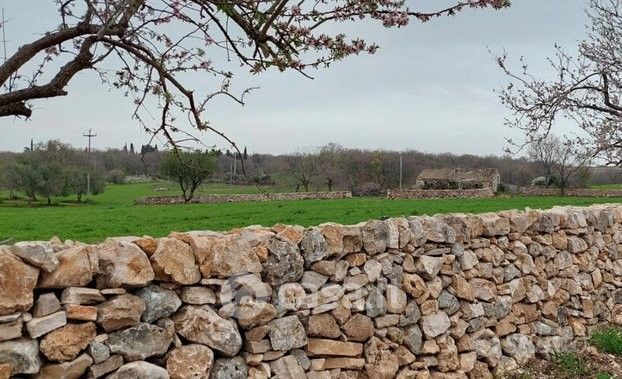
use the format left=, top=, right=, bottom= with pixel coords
left=1, top=182, right=621, bottom=243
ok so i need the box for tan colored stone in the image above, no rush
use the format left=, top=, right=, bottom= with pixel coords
left=451, top=276, right=474, bottom=301
left=96, top=294, right=145, bottom=332
left=133, top=237, right=158, bottom=256
left=26, top=310, right=67, bottom=338
left=96, top=242, right=154, bottom=288
left=166, top=344, right=214, bottom=379
left=306, top=338, right=363, bottom=357
left=0, top=250, right=39, bottom=315
left=342, top=314, right=374, bottom=342
left=323, top=358, right=365, bottom=370
left=0, top=363, right=12, bottom=379
left=308, top=313, right=341, bottom=339
left=40, top=322, right=96, bottom=362
left=66, top=305, right=97, bottom=321
left=33, top=353, right=93, bottom=379
left=38, top=246, right=98, bottom=289
left=150, top=237, right=201, bottom=285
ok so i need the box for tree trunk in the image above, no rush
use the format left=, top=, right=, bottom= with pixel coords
left=47, top=196, right=51, bottom=205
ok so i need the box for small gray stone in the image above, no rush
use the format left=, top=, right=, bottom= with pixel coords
left=210, top=357, right=248, bottom=379
left=86, top=354, right=123, bottom=379
left=365, top=286, right=386, bottom=318
left=501, top=334, right=536, bottom=364
left=87, top=340, right=110, bottom=364
left=403, top=325, right=423, bottom=354
left=26, top=310, right=67, bottom=338
left=105, top=323, right=172, bottom=361
left=136, top=285, right=181, bottom=323
left=269, top=315, right=308, bottom=351
left=399, top=301, right=421, bottom=326
left=11, top=241, right=58, bottom=272
left=415, top=256, right=443, bottom=280
left=438, top=291, right=460, bottom=315
left=263, top=238, right=304, bottom=286
left=300, top=229, right=329, bottom=264
left=32, top=293, right=62, bottom=317
left=421, top=311, right=451, bottom=338
left=300, top=271, right=328, bottom=293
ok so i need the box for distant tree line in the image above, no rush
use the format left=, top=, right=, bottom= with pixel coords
left=2, top=140, right=619, bottom=202
left=0, top=140, right=105, bottom=204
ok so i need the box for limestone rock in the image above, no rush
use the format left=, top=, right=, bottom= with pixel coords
left=210, top=357, right=248, bottom=379
left=86, top=354, right=123, bottom=378
left=180, top=286, right=216, bottom=305
left=61, top=288, right=105, bottom=305
left=0, top=250, right=39, bottom=315
left=307, top=313, right=341, bottom=339
left=480, top=214, right=511, bottom=236
left=136, top=285, right=181, bottom=323
left=26, top=310, right=67, bottom=338
left=403, top=325, right=423, bottom=354
left=32, top=292, right=61, bottom=317
left=270, top=315, right=308, bottom=351
left=278, top=283, right=306, bottom=311
left=343, top=314, right=374, bottom=342
left=105, top=323, right=173, bottom=361
left=40, top=322, right=96, bottom=362
left=306, top=338, right=363, bottom=357
left=300, top=271, right=328, bottom=293
left=263, top=238, right=304, bottom=286
left=234, top=297, right=277, bottom=328
left=107, top=361, right=169, bottom=379
left=0, top=317, right=22, bottom=342
left=421, top=311, right=451, bottom=338
left=151, top=238, right=201, bottom=285
left=33, top=353, right=92, bottom=379
left=97, top=294, right=145, bottom=332
left=501, top=334, right=536, bottom=364
left=385, top=285, right=407, bottom=314
left=96, top=242, right=154, bottom=288
left=66, top=305, right=98, bottom=321
left=271, top=355, right=306, bottom=378
left=0, top=338, right=42, bottom=375
left=38, top=246, right=98, bottom=288
left=194, top=233, right=262, bottom=278
left=11, top=241, right=58, bottom=272
left=172, top=305, right=242, bottom=357
left=300, top=229, right=329, bottom=264
left=415, top=256, right=443, bottom=280
left=166, top=344, right=214, bottom=379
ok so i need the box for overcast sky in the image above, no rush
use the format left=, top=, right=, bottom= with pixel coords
left=0, top=0, right=587, bottom=155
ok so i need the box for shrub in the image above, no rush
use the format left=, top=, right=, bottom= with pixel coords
left=550, top=351, right=589, bottom=377
left=106, top=169, right=127, bottom=184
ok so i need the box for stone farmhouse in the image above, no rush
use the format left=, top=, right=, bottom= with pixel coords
left=415, top=168, right=500, bottom=192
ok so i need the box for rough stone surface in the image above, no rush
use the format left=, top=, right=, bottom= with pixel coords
left=210, top=357, right=248, bottom=379
left=263, top=238, right=304, bottom=286
left=105, top=323, right=173, bottom=361
left=26, top=310, right=67, bottom=338
left=40, top=322, right=96, bottom=362
left=34, top=353, right=92, bottom=379
left=270, top=315, right=308, bottom=351
left=97, top=294, right=145, bottom=332
left=11, top=241, right=58, bottom=272
left=136, top=285, right=181, bottom=323
left=107, top=361, right=169, bottom=379
left=165, top=344, right=213, bottom=379
left=150, top=238, right=201, bottom=285
left=172, top=305, right=242, bottom=357
left=38, top=246, right=98, bottom=288
left=0, top=250, right=39, bottom=316
left=96, top=243, right=154, bottom=288
left=0, top=338, right=42, bottom=375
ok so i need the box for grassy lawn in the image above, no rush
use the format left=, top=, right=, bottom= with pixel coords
left=1, top=182, right=621, bottom=243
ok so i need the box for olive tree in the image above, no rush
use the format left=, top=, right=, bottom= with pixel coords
left=161, top=149, right=217, bottom=202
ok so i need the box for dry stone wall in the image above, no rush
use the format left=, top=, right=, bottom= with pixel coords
left=387, top=188, right=495, bottom=200
left=519, top=188, right=622, bottom=197
left=1, top=204, right=622, bottom=379
left=136, top=191, right=352, bottom=205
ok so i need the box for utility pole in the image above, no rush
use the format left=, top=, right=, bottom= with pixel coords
left=2, top=8, right=7, bottom=63
left=399, top=153, right=403, bottom=190
left=82, top=129, right=97, bottom=198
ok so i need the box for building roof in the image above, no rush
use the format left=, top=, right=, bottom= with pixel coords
left=417, top=168, right=499, bottom=183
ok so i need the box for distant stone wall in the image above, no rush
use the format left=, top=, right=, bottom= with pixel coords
left=1, top=204, right=621, bottom=378
left=519, top=187, right=622, bottom=197
left=136, top=191, right=352, bottom=205
left=387, top=188, right=495, bottom=199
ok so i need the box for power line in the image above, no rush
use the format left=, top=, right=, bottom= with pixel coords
left=82, top=128, right=97, bottom=155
